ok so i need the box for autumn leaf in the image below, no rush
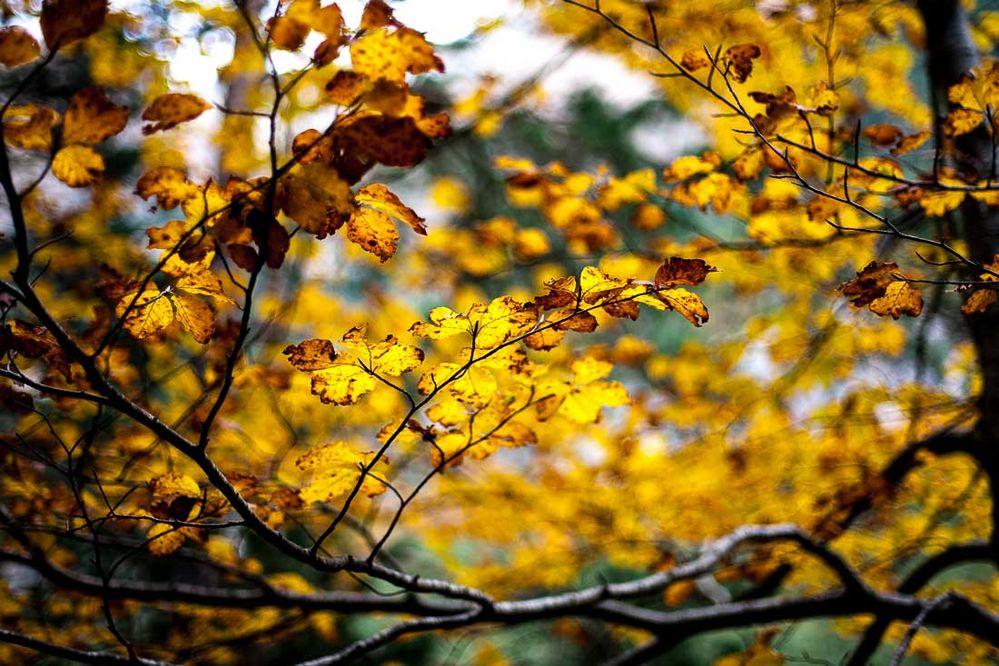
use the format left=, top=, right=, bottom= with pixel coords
left=349, top=26, right=443, bottom=83
left=296, top=441, right=386, bottom=504
left=311, top=364, right=378, bottom=405
left=346, top=207, right=400, bottom=261
left=147, top=523, right=187, bottom=557
left=280, top=163, right=355, bottom=237
left=840, top=261, right=899, bottom=307
left=356, top=183, right=428, bottom=235
left=52, top=145, right=104, bottom=187
left=654, top=257, right=717, bottom=287
left=267, top=15, right=310, bottom=51
left=40, top=0, right=107, bottom=49
left=141, top=93, right=211, bottom=134
left=0, top=27, right=41, bottom=68
left=680, top=49, right=709, bottom=72
left=962, top=288, right=997, bottom=315
left=283, top=339, right=338, bottom=371
left=869, top=281, right=923, bottom=319
left=723, top=43, right=761, bottom=83
left=4, top=105, right=59, bottom=151
left=286, top=326, right=423, bottom=405
left=136, top=167, right=201, bottom=209
left=116, top=289, right=215, bottom=344
left=2, top=319, right=72, bottom=379
left=63, top=87, right=128, bottom=144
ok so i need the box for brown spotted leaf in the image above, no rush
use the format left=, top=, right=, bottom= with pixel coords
left=346, top=207, right=399, bottom=261
left=283, top=339, right=338, bottom=371
left=654, top=257, right=716, bottom=288
left=723, top=43, right=761, bottom=83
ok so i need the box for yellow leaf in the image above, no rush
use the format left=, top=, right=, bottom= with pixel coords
left=325, top=70, right=367, bottom=105
left=296, top=441, right=386, bottom=504
left=943, top=108, right=983, bottom=137
left=311, top=364, right=377, bottom=405
left=869, top=281, right=923, bottom=319
left=52, top=144, right=104, bottom=187
left=0, top=26, right=40, bottom=68
left=172, top=293, right=214, bottom=343
left=663, top=153, right=720, bottom=182
left=136, top=167, right=201, bottom=210
left=41, top=0, right=107, bottom=49
left=176, top=268, right=234, bottom=304
left=410, top=306, right=472, bottom=340
left=919, top=188, right=966, bottom=217
left=513, top=228, right=550, bottom=260
left=63, top=87, right=128, bottom=144
left=147, top=523, right=186, bottom=557
left=339, top=325, right=424, bottom=376
left=346, top=207, right=399, bottom=261
left=4, top=105, right=59, bottom=151
left=141, top=93, right=211, bottom=134
left=637, top=287, right=709, bottom=326
left=356, top=183, right=427, bottom=234
left=962, top=288, right=998, bottom=315
left=115, top=291, right=172, bottom=339
left=281, top=163, right=355, bottom=237
left=149, top=473, right=201, bottom=500
left=349, top=27, right=443, bottom=83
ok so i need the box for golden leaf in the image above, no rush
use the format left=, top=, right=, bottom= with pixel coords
left=52, top=144, right=104, bottom=187
left=63, top=87, right=128, bottom=144
left=280, top=163, right=354, bottom=237
left=4, top=105, right=59, bottom=151
left=141, top=93, right=211, bottom=134
left=349, top=27, right=443, bottom=83
left=147, top=523, right=186, bottom=557
left=172, top=293, right=214, bottom=343
left=311, top=364, right=377, bottom=405
left=0, top=26, right=40, bottom=68
left=943, top=108, right=983, bottom=138
left=325, top=70, right=367, bottom=105
left=116, top=290, right=175, bottom=340
left=136, top=167, right=200, bottom=209
left=962, top=288, right=998, bottom=315
left=346, top=207, right=400, bottom=261
left=296, top=441, right=385, bottom=504
left=869, top=281, right=923, bottom=319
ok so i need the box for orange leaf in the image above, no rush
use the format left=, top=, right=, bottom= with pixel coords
left=0, top=26, right=40, bottom=68
left=141, top=93, right=211, bottom=134
left=63, top=87, right=128, bottom=144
